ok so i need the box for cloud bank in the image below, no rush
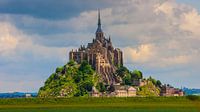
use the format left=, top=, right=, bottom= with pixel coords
left=0, top=0, right=200, bottom=92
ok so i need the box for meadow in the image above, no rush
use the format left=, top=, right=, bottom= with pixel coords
left=0, top=96, right=199, bottom=112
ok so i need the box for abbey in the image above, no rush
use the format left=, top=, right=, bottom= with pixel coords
left=69, top=10, right=123, bottom=84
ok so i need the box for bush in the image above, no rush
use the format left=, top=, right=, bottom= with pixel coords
left=96, top=82, right=106, bottom=92
left=56, top=66, right=64, bottom=73
left=116, top=66, right=129, bottom=78
left=123, top=73, right=132, bottom=85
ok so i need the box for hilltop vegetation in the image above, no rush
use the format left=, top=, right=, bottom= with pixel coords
left=38, top=60, right=97, bottom=97
left=137, top=81, right=160, bottom=96
left=38, top=60, right=162, bottom=97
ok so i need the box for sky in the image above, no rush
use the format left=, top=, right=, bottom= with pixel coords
left=0, top=0, right=200, bottom=92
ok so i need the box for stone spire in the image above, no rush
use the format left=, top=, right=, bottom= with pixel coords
left=95, top=9, right=104, bottom=42
left=96, top=9, right=102, bottom=33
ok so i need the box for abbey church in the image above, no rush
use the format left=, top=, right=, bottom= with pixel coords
left=69, top=10, right=123, bottom=85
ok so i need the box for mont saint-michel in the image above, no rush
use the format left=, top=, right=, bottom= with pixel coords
left=38, top=10, right=183, bottom=98
left=1, top=1, right=200, bottom=112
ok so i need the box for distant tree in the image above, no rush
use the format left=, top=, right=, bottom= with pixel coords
left=116, top=66, right=130, bottom=78
left=66, top=64, right=78, bottom=76
left=60, top=81, right=78, bottom=97
left=73, top=73, right=82, bottom=83
left=45, top=73, right=56, bottom=85
left=79, top=60, right=94, bottom=75
left=138, top=71, right=143, bottom=79
left=56, top=66, right=64, bottom=73
left=148, top=76, right=157, bottom=85
left=77, top=80, right=94, bottom=96
left=67, top=60, right=76, bottom=66
left=96, top=82, right=106, bottom=92
left=156, top=80, right=162, bottom=87
left=123, top=73, right=132, bottom=85
left=132, top=70, right=143, bottom=79
left=72, top=61, right=95, bottom=96
left=83, top=80, right=94, bottom=91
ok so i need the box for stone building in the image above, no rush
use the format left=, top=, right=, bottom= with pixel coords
left=69, top=10, right=123, bottom=85
left=160, top=84, right=184, bottom=96
left=90, top=85, right=136, bottom=97
left=113, top=85, right=136, bottom=97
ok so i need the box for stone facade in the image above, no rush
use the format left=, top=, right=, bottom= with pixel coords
left=160, top=84, right=184, bottom=96
left=90, top=85, right=136, bottom=97
left=113, top=85, right=136, bottom=97
left=69, top=10, right=123, bottom=85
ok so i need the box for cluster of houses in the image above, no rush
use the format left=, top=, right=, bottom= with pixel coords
left=160, top=84, right=184, bottom=96
left=90, top=80, right=184, bottom=97
left=90, top=84, right=137, bottom=97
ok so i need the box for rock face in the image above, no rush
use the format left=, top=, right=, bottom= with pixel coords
left=69, top=10, right=123, bottom=85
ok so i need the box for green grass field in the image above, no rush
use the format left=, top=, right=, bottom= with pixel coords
left=0, top=97, right=199, bottom=112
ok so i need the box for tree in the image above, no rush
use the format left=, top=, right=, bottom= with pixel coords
left=60, top=81, right=78, bottom=97
left=156, top=80, right=162, bottom=87
left=123, top=73, right=132, bottom=85
left=45, top=73, right=56, bottom=85
left=82, top=80, right=94, bottom=91
left=79, top=60, right=94, bottom=75
left=67, top=60, right=76, bottom=66
left=132, top=70, right=143, bottom=79
left=137, top=81, right=160, bottom=96
left=96, top=82, right=106, bottom=92
left=74, top=61, right=95, bottom=96
left=115, top=66, right=130, bottom=78
left=73, top=73, right=82, bottom=83
left=56, top=66, right=64, bottom=73
left=148, top=76, right=157, bottom=85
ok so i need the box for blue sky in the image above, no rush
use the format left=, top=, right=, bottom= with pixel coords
left=0, top=0, right=200, bottom=92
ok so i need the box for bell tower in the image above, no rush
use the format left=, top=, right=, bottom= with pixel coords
left=96, top=9, right=104, bottom=42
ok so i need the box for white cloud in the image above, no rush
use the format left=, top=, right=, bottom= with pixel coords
left=123, top=44, right=156, bottom=63
left=10, top=0, right=199, bottom=73
left=0, top=22, right=19, bottom=55
left=161, top=55, right=190, bottom=67
left=180, top=9, right=200, bottom=36
left=154, top=0, right=176, bottom=16
left=0, top=21, right=69, bottom=92
left=0, top=21, right=68, bottom=62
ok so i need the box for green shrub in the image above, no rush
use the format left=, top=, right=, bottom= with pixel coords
left=56, top=66, right=64, bottom=73
left=96, top=82, right=106, bottom=92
